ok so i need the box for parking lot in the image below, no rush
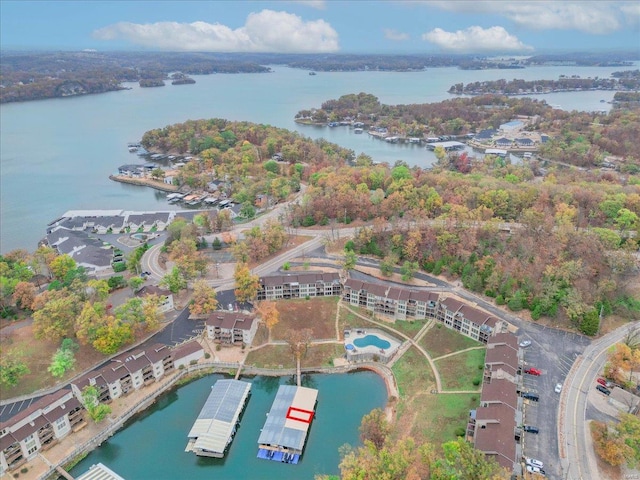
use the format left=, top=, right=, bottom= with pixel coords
left=518, top=325, right=589, bottom=479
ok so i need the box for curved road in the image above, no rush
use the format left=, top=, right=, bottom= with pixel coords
left=560, top=322, right=640, bottom=480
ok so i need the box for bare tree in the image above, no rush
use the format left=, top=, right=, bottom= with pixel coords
left=283, top=328, right=313, bottom=386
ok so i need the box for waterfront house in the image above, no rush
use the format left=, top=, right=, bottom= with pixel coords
left=499, top=120, right=524, bottom=132
left=125, top=212, right=172, bottom=232
left=205, top=312, right=258, bottom=346
left=45, top=228, right=115, bottom=274
left=515, top=137, right=534, bottom=147
left=474, top=129, right=497, bottom=141
left=94, top=216, right=126, bottom=234
left=0, top=390, right=86, bottom=475
left=135, top=285, right=174, bottom=313
left=494, top=137, right=512, bottom=148
left=257, top=272, right=342, bottom=301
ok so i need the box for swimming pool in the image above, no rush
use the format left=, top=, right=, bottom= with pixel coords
left=353, top=335, right=391, bottom=350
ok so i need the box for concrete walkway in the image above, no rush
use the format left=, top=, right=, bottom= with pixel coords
left=431, top=345, right=486, bottom=362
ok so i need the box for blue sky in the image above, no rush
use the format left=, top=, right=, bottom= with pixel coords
left=1, top=1, right=639, bottom=54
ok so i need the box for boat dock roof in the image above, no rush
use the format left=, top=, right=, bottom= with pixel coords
left=257, top=385, right=318, bottom=454
left=187, top=379, right=252, bottom=457
left=76, top=463, right=126, bottom=480
left=425, top=141, right=465, bottom=151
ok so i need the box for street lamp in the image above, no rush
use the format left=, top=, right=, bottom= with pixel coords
left=215, top=262, right=220, bottom=279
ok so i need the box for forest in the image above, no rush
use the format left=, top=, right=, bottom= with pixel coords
left=448, top=70, right=640, bottom=95
left=296, top=93, right=640, bottom=170
left=138, top=114, right=640, bottom=334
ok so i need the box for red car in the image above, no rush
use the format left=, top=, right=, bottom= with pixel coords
left=597, top=378, right=607, bottom=386
left=524, top=367, right=542, bottom=376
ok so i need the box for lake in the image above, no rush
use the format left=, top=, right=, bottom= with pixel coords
left=0, top=63, right=635, bottom=253
left=69, top=372, right=387, bottom=480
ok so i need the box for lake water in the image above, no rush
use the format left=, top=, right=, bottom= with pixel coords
left=1, top=63, right=635, bottom=253
left=69, top=372, right=387, bottom=480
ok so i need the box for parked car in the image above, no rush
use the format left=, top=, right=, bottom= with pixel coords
left=596, top=385, right=611, bottom=396
left=525, top=458, right=544, bottom=469
left=597, top=378, right=608, bottom=387
left=555, top=382, right=563, bottom=393
left=523, top=425, right=539, bottom=434
left=526, top=464, right=546, bottom=475
left=524, top=367, right=542, bottom=376
left=519, top=340, right=532, bottom=348
left=521, top=392, right=539, bottom=401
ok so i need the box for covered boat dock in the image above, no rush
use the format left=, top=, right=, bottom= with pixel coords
left=257, top=385, right=318, bottom=464
left=186, top=379, right=251, bottom=458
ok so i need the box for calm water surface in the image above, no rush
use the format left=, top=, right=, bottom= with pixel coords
left=1, top=64, right=635, bottom=252
left=69, top=372, right=387, bottom=480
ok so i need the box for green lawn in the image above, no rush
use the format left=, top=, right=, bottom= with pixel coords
left=408, top=393, right=479, bottom=445
left=244, top=342, right=344, bottom=369
left=419, top=323, right=482, bottom=358
left=391, top=346, right=436, bottom=397
left=392, top=319, right=426, bottom=338
left=435, top=348, right=486, bottom=391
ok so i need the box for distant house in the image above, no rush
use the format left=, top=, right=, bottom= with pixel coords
left=515, top=138, right=534, bottom=147
left=205, top=312, right=258, bottom=346
left=94, top=216, right=125, bottom=234
left=494, top=137, right=512, bottom=148
left=45, top=228, right=115, bottom=274
left=135, top=285, right=174, bottom=313
left=475, top=129, right=497, bottom=141
left=125, top=212, right=171, bottom=232
left=499, top=120, right=523, bottom=131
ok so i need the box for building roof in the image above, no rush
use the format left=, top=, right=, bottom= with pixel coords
left=480, top=378, right=518, bottom=410
left=188, top=380, right=251, bottom=455
left=515, top=137, right=534, bottom=145
left=206, top=312, right=257, bottom=331
left=172, top=340, right=204, bottom=361
left=485, top=344, right=519, bottom=371
left=76, top=463, right=126, bottom=480
left=439, top=297, right=465, bottom=313
left=135, top=285, right=171, bottom=298
left=475, top=129, right=497, bottom=140
left=257, top=385, right=318, bottom=451
left=261, top=272, right=340, bottom=288
left=495, top=137, right=512, bottom=145
left=474, top=404, right=517, bottom=471
left=0, top=389, right=70, bottom=430
left=144, top=343, right=172, bottom=363
left=488, top=333, right=518, bottom=350
left=126, top=212, right=171, bottom=226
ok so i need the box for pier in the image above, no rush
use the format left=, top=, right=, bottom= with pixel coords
left=257, top=385, right=318, bottom=464
left=186, top=379, right=251, bottom=458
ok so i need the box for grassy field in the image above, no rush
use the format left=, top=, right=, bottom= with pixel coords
left=419, top=323, right=482, bottom=358
left=405, top=393, right=479, bottom=445
left=271, top=297, right=339, bottom=340
left=245, top=342, right=345, bottom=369
left=392, top=346, right=436, bottom=398
left=435, top=348, right=486, bottom=391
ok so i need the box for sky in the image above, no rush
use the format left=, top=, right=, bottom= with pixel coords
left=1, top=1, right=639, bottom=55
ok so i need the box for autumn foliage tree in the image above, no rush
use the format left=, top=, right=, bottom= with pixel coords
left=359, top=408, right=390, bottom=450
left=12, top=281, right=37, bottom=311
left=190, top=280, right=219, bottom=317
left=234, top=263, right=259, bottom=303
left=605, top=342, right=640, bottom=386
left=256, top=300, right=279, bottom=340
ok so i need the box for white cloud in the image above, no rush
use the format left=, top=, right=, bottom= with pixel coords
left=384, top=29, right=410, bottom=41
left=418, top=1, right=625, bottom=34
left=93, top=10, right=339, bottom=52
left=422, top=26, right=533, bottom=52
left=288, top=0, right=326, bottom=9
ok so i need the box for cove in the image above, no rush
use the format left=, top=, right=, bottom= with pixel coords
left=69, top=372, right=387, bottom=479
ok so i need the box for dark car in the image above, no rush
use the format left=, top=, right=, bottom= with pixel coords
left=596, top=385, right=611, bottom=396
left=523, top=425, right=539, bottom=434
left=521, top=392, right=539, bottom=401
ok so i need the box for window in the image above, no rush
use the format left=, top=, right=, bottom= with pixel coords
left=55, top=417, right=68, bottom=432
left=24, top=434, right=37, bottom=455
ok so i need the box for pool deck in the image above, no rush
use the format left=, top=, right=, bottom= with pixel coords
left=343, top=328, right=401, bottom=360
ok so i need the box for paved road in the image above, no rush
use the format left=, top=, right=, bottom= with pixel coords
left=561, top=322, right=640, bottom=480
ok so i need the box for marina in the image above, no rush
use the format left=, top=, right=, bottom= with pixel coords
left=257, top=385, right=318, bottom=464
left=186, top=379, right=252, bottom=458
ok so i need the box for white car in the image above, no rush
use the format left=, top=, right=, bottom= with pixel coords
left=519, top=340, right=532, bottom=348
left=526, top=465, right=545, bottom=475
left=525, top=458, right=544, bottom=469
left=555, top=382, right=563, bottom=393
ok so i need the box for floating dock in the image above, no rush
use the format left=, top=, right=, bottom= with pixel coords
left=186, top=379, right=251, bottom=458
left=76, top=463, right=125, bottom=480
left=257, top=385, right=318, bottom=464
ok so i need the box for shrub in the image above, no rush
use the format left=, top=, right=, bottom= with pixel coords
left=216, top=344, right=221, bottom=351
left=471, top=396, right=477, bottom=402
left=204, top=353, right=211, bottom=359
left=282, top=262, right=290, bottom=270
left=190, top=360, right=197, bottom=365
left=112, top=262, right=127, bottom=273
left=107, top=275, right=126, bottom=290
left=20, top=468, right=28, bottom=474
left=495, top=295, right=505, bottom=305
left=472, top=378, right=481, bottom=386
left=179, top=364, right=185, bottom=370
left=454, top=427, right=466, bottom=437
